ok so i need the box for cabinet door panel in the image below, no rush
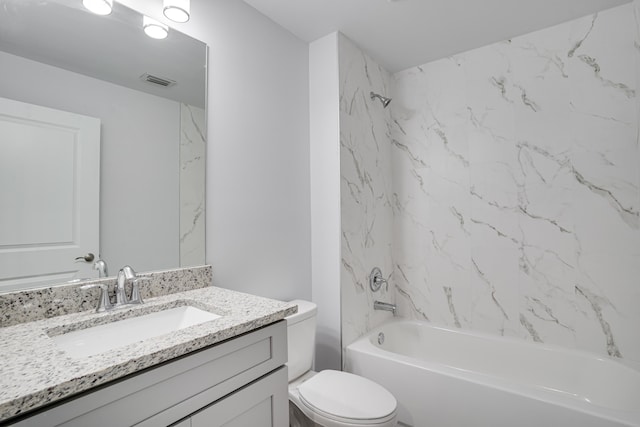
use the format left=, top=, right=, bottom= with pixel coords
left=191, top=367, right=288, bottom=427
left=222, top=399, right=272, bottom=427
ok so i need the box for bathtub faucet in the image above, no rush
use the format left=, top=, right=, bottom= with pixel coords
left=374, top=300, right=396, bottom=316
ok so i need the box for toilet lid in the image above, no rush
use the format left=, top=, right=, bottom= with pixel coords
left=298, top=370, right=397, bottom=422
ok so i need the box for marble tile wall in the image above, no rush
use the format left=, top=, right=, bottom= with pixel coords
left=179, top=103, right=206, bottom=266
left=391, top=2, right=640, bottom=369
left=339, top=34, right=395, bottom=356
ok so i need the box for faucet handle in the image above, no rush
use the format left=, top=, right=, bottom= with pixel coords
left=81, top=283, right=112, bottom=312
left=129, top=277, right=150, bottom=305
left=92, top=259, right=108, bottom=278
left=369, top=267, right=388, bottom=292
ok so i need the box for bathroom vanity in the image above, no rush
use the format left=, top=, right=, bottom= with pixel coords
left=0, top=266, right=295, bottom=426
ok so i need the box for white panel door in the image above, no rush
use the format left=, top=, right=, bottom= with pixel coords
left=0, top=97, right=100, bottom=291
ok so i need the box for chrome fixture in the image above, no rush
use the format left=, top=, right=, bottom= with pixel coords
left=374, top=300, right=396, bottom=316
left=116, top=265, right=150, bottom=307
left=81, top=265, right=149, bottom=312
left=81, top=283, right=112, bottom=312
left=377, top=332, right=385, bottom=345
left=82, top=0, right=113, bottom=16
left=93, top=259, right=108, bottom=278
left=164, top=0, right=191, bottom=23
left=369, top=267, right=388, bottom=292
left=129, top=276, right=148, bottom=305
left=370, top=92, right=392, bottom=108
left=115, top=266, right=132, bottom=306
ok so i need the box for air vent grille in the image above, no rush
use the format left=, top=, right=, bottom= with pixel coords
left=140, top=73, right=176, bottom=87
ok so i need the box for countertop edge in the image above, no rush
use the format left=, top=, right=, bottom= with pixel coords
left=0, top=287, right=297, bottom=423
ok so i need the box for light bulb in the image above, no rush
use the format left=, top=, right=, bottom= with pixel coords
left=82, top=0, right=113, bottom=16
left=163, top=0, right=190, bottom=23
left=143, top=16, right=169, bottom=40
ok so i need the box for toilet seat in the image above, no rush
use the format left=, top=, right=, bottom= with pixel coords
left=297, top=370, right=397, bottom=426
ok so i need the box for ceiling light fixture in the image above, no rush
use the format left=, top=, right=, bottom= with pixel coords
left=82, top=0, right=113, bottom=16
left=143, top=16, right=169, bottom=39
left=163, top=0, right=190, bottom=23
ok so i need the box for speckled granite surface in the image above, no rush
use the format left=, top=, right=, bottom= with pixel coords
left=0, top=265, right=212, bottom=328
left=0, top=280, right=297, bottom=423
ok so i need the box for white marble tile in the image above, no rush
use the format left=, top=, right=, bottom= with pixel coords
left=386, top=2, right=640, bottom=368
left=573, top=251, right=640, bottom=364
left=179, top=104, right=206, bottom=267
left=568, top=9, right=636, bottom=125
left=517, top=212, right=578, bottom=347
left=469, top=246, right=519, bottom=337
left=339, top=34, right=395, bottom=355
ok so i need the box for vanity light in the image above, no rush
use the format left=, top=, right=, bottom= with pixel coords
left=163, top=0, right=190, bottom=23
left=82, top=0, right=113, bottom=16
left=143, top=16, right=169, bottom=39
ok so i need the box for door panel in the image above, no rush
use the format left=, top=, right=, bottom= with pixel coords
left=0, top=97, right=100, bottom=290
left=190, top=368, right=288, bottom=427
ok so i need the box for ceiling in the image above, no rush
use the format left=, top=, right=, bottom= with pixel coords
left=243, top=0, right=630, bottom=73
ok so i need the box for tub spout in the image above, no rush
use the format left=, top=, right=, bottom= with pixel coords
left=374, top=300, right=396, bottom=316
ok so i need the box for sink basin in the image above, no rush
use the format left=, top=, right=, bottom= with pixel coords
left=50, top=306, right=221, bottom=359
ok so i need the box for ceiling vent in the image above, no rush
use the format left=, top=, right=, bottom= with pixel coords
left=140, top=73, right=176, bottom=88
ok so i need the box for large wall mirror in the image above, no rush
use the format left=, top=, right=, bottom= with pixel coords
left=0, top=0, right=207, bottom=291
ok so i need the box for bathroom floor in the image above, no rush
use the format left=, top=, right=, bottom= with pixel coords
left=289, top=402, right=321, bottom=427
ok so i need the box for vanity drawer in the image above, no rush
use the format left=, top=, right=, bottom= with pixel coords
left=163, top=366, right=288, bottom=427
left=8, top=321, right=287, bottom=427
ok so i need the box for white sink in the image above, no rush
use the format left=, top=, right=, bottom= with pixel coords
left=50, top=306, right=221, bottom=359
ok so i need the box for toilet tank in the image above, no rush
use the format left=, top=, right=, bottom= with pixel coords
left=286, top=299, right=317, bottom=382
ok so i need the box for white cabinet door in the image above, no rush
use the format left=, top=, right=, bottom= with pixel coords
left=190, top=367, right=289, bottom=427
left=0, top=97, right=100, bottom=291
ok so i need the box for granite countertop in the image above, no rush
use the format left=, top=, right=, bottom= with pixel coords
left=0, top=286, right=297, bottom=423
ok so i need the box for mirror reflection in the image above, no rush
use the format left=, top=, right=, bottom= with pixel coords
left=0, top=0, right=207, bottom=291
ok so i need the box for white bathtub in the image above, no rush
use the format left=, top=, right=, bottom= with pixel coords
left=345, top=320, right=640, bottom=427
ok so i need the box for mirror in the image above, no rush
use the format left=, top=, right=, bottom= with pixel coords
left=0, top=0, right=207, bottom=291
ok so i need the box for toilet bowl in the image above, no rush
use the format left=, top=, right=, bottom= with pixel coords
left=286, top=300, right=397, bottom=427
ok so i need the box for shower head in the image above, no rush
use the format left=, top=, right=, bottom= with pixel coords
left=370, top=92, right=392, bottom=108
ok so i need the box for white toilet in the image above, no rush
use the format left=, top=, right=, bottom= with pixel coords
left=286, top=300, right=397, bottom=427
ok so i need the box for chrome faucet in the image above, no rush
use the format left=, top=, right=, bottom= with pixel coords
left=374, top=300, right=396, bottom=316
left=115, top=266, right=134, bottom=306
left=93, top=259, right=108, bottom=278
left=81, top=265, right=149, bottom=312
left=115, top=265, right=149, bottom=307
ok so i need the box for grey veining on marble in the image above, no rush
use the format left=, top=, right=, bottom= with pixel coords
left=389, top=2, right=640, bottom=370
left=179, top=103, right=206, bottom=267
left=0, top=283, right=296, bottom=422
left=0, top=265, right=212, bottom=328
left=338, top=34, right=396, bottom=362
left=335, top=1, right=640, bottom=371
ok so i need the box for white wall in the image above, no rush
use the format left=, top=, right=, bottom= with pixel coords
left=120, top=0, right=311, bottom=300
left=0, top=50, right=180, bottom=274
left=309, top=32, right=341, bottom=370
